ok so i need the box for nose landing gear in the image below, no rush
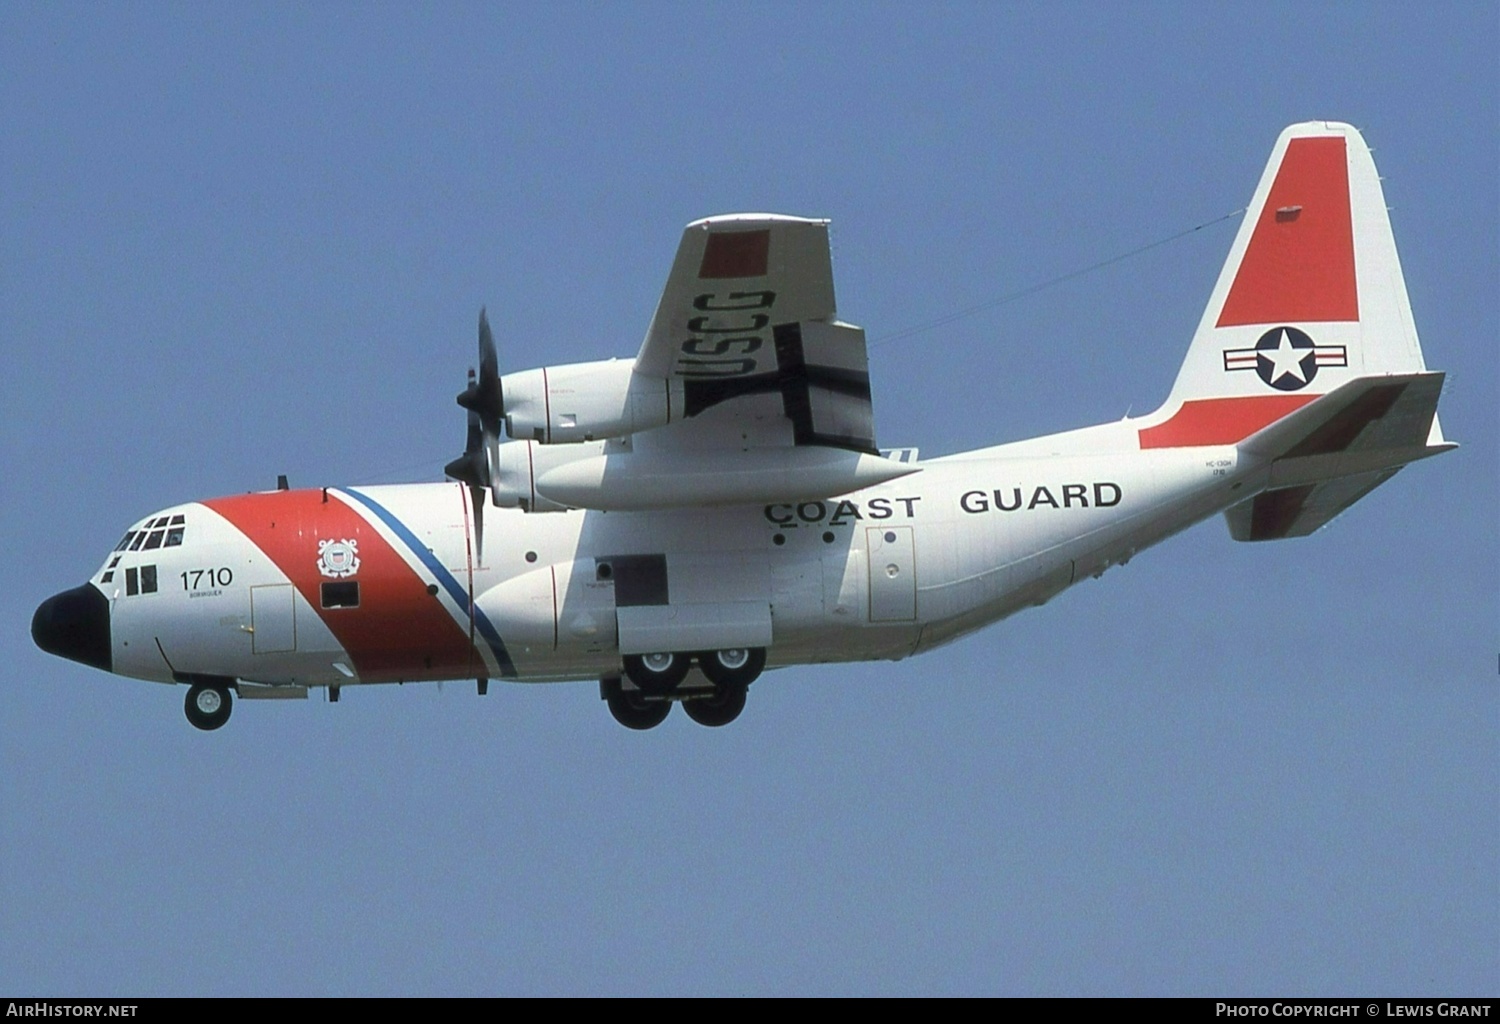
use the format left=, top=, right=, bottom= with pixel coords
left=184, top=682, right=233, bottom=731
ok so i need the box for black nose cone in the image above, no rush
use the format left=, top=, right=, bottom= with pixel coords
left=33, top=584, right=112, bottom=672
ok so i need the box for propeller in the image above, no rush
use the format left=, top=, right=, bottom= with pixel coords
left=444, top=308, right=505, bottom=562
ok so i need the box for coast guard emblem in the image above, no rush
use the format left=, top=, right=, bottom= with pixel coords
left=317, top=538, right=360, bottom=578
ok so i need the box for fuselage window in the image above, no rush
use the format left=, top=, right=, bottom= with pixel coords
left=143, top=531, right=165, bottom=550
left=165, top=527, right=185, bottom=547
left=124, top=565, right=158, bottom=595
left=128, top=532, right=147, bottom=551
left=114, top=532, right=136, bottom=552
left=101, top=571, right=114, bottom=584
left=169, top=514, right=185, bottom=525
left=321, top=581, right=359, bottom=608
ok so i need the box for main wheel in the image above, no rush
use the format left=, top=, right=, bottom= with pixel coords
left=184, top=683, right=232, bottom=731
left=697, top=647, right=766, bottom=688
left=605, top=688, right=672, bottom=730
left=682, top=684, right=748, bottom=727
left=623, top=651, right=690, bottom=694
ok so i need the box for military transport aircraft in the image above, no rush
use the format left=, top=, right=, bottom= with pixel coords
left=33, top=122, right=1453, bottom=731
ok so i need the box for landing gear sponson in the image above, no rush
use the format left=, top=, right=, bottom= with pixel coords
left=604, top=647, right=765, bottom=729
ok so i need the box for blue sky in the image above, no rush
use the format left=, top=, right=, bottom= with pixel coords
left=2, top=3, right=1494, bottom=996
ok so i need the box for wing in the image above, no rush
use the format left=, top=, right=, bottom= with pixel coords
left=634, top=214, right=877, bottom=454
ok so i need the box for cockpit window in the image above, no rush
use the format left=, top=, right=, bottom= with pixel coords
left=124, top=565, right=158, bottom=596
left=117, top=514, right=188, bottom=555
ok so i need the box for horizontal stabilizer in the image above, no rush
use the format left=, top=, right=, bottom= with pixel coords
left=1227, top=371, right=1454, bottom=540
left=1225, top=469, right=1400, bottom=541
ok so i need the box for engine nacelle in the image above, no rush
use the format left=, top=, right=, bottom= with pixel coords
left=502, top=359, right=682, bottom=444
left=491, top=439, right=607, bottom=512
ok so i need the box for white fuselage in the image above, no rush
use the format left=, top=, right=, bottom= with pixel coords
left=93, top=431, right=1250, bottom=692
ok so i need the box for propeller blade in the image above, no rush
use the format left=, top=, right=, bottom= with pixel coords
left=470, top=484, right=485, bottom=564
left=477, top=308, right=497, bottom=396
left=447, top=307, right=505, bottom=564
left=459, top=308, right=505, bottom=435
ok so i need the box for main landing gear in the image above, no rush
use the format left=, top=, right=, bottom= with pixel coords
left=621, top=651, right=691, bottom=693
left=680, top=681, right=747, bottom=728
left=605, top=647, right=766, bottom=730
left=184, top=681, right=233, bottom=731
left=602, top=678, right=672, bottom=730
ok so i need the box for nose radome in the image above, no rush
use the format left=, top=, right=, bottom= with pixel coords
left=32, top=584, right=112, bottom=672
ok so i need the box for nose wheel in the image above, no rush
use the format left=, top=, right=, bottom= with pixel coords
left=184, top=682, right=233, bottom=731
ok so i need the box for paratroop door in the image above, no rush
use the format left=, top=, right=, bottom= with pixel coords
left=865, top=527, right=916, bottom=622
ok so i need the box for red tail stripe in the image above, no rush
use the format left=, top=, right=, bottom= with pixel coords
left=1139, top=395, right=1316, bottom=449
left=1217, top=136, right=1358, bottom=327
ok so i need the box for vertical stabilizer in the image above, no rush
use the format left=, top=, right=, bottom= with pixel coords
left=1138, top=122, right=1431, bottom=450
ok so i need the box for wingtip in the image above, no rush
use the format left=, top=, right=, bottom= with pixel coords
left=684, top=213, right=830, bottom=231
